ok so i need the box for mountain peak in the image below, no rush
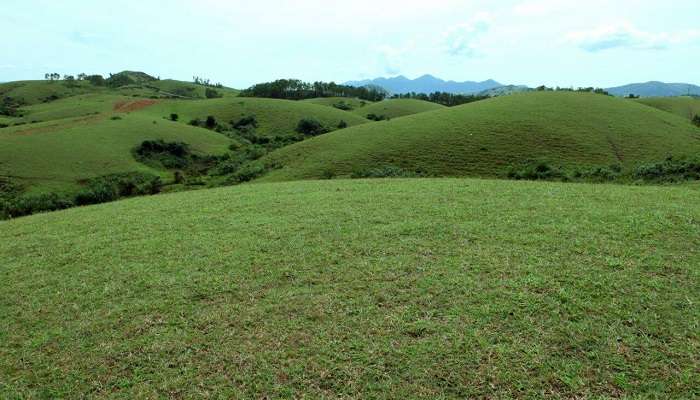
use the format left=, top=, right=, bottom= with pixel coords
left=345, top=74, right=502, bottom=94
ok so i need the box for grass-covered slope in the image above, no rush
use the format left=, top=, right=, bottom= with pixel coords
left=0, top=113, right=231, bottom=192
left=145, top=97, right=369, bottom=137
left=301, top=97, right=373, bottom=110
left=1, top=178, right=698, bottom=398
left=261, top=92, right=700, bottom=181
left=636, top=96, right=700, bottom=120
left=0, top=80, right=101, bottom=106
left=351, top=98, right=446, bottom=119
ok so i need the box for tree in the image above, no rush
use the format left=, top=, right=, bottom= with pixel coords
left=296, top=118, right=328, bottom=136
left=86, top=75, right=105, bottom=86
left=205, top=116, right=217, bottom=129
left=170, top=113, right=179, bottom=122
left=77, top=73, right=87, bottom=81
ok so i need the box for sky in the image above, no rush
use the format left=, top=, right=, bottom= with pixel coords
left=1, top=0, right=698, bottom=88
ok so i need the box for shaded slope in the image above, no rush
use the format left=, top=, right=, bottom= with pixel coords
left=260, top=92, right=700, bottom=181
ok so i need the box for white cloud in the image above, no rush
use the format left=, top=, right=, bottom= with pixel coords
left=513, top=0, right=565, bottom=16
left=443, top=13, right=491, bottom=57
left=566, top=23, right=700, bottom=52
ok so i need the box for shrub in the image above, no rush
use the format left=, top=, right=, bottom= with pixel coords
left=337, top=120, right=348, bottom=129
left=332, top=102, right=353, bottom=111
left=506, top=161, right=565, bottom=181
left=232, top=116, right=258, bottom=130
left=0, top=123, right=8, bottom=129
left=2, top=193, right=74, bottom=219
left=205, top=115, right=217, bottom=129
left=366, top=113, right=388, bottom=121
left=135, top=140, right=191, bottom=169
left=296, top=118, right=329, bottom=136
left=205, top=88, right=222, bottom=99
left=693, top=115, right=700, bottom=127
left=189, top=118, right=201, bottom=127
left=634, top=156, right=700, bottom=182
left=170, top=113, right=179, bottom=122
left=230, top=163, right=267, bottom=183
left=75, top=172, right=162, bottom=206
left=110, top=116, right=122, bottom=120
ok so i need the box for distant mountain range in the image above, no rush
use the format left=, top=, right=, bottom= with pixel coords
left=346, top=75, right=700, bottom=98
left=345, top=74, right=503, bottom=95
left=604, top=81, right=700, bottom=97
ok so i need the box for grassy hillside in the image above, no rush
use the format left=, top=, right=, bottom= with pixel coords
left=0, top=112, right=231, bottom=193
left=144, top=97, right=370, bottom=138
left=1, top=178, right=698, bottom=398
left=260, top=92, right=700, bottom=181
left=0, top=80, right=101, bottom=106
left=302, top=97, right=373, bottom=110
left=636, top=96, right=700, bottom=120
left=351, top=98, right=446, bottom=119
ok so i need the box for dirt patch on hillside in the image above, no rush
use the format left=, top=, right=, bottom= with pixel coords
left=113, top=99, right=159, bottom=113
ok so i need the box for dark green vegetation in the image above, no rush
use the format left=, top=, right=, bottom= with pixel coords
left=390, top=92, right=489, bottom=107
left=1, top=179, right=698, bottom=398
left=240, top=79, right=388, bottom=101
left=259, top=92, right=700, bottom=182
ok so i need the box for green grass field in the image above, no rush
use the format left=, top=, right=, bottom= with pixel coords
left=1, top=178, right=698, bottom=398
left=636, top=96, right=700, bottom=120
left=260, top=92, right=700, bottom=181
left=143, top=97, right=370, bottom=138
left=350, top=98, right=446, bottom=119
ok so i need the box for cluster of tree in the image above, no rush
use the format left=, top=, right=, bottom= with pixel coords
left=43, top=72, right=106, bottom=86
left=390, top=92, right=489, bottom=107
left=240, top=79, right=388, bottom=102
left=535, top=85, right=610, bottom=96
left=0, top=97, right=22, bottom=117
left=193, top=76, right=224, bottom=88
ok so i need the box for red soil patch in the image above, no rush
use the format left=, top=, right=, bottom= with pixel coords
left=113, top=99, right=158, bottom=113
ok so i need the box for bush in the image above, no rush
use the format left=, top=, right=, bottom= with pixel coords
left=205, top=88, right=222, bottom=99
left=332, top=102, right=353, bottom=111
left=189, top=118, right=201, bottom=127
left=205, top=115, right=217, bottom=129
left=693, top=115, right=700, bottom=127
left=135, top=140, right=191, bottom=169
left=634, top=156, right=700, bottom=182
left=0, top=123, right=8, bottom=129
left=1, top=193, right=74, bottom=219
left=170, top=113, right=179, bottom=122
left=506, top=161, right=565, bottom=181
left=296, top=118, right=329, bottom=136
left=366, top=113, right=388, bottom=121
left=230, top=163, right=267, bottom=183
left=75, top=172, right=162, bottom=206
left=337, top=120, right=348, bottom=129
left=232, top=116, right=258, bottom=130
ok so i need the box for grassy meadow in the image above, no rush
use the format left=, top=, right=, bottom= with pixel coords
left=261, top=92, right=700, bottom=181
left=350, top=98, right=446, bottom=119
left=636, top=96, right=700, bottom=120
left=1, top=178, right=698, bottom=398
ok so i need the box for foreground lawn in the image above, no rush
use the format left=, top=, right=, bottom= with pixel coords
left=1, top=179, right=698, bottom=398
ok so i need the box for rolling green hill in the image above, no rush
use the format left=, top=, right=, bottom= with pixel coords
left=144, top=97, right=370, bottom=138
left=260, top=92, right=700, bottom=181
left=351, top=98, right=446, bottom=119
left=0, top=112, right=232, bottom=193
left=1, top=178, right=697, bottom=398
left=636, top=96, right=700, bottom=120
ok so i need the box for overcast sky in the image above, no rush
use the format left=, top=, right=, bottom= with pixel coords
left=1, top=0, right=698, bottom=88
